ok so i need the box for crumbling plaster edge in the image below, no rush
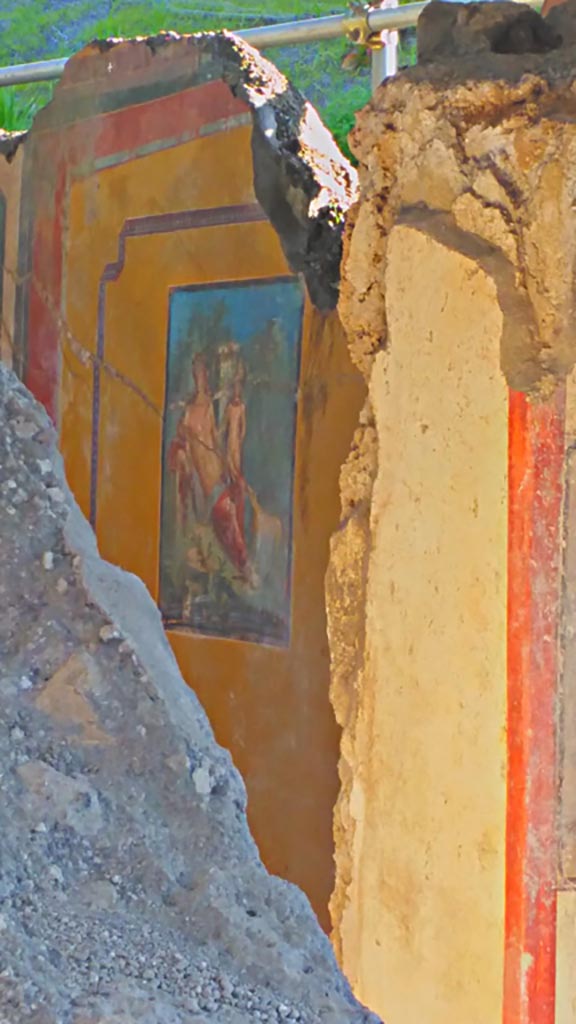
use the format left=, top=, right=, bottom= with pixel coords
left=325, top=59, right=576, bottom=953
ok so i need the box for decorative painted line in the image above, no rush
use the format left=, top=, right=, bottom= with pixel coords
left=504, top=385, right=565, bottom=1024
left=17, top=78, right=248, bottom=401
left=90, top=201, right=267, bottom=528
left=86, top=114, right=252, bottom=175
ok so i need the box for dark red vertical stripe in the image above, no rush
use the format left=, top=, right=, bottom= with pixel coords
left=24, top=154, right=67, bottom=424
left=504, top=386, right=564, bottom=1024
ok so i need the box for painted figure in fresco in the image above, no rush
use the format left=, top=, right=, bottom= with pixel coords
left=221, top=369, right=287, bottom=591
left=160, top=279, right=305, bottom=644
left=168, top=355, right=252, bottom=581
left=216, top=340, right=240, bottom=425
left=168, top=354, right=220, bottom=528
left=222, top=375, right=246, bottom=481
left=208, top=368, right=249, bottom=581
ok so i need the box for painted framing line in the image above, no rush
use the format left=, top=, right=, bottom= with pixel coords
left=16, top=76, right=249, bottom=413
left=90, top=201, right=267, bottom=528
left=504, top=386, right=565, bottom=1024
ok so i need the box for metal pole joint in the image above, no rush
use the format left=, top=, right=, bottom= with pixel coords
left=343, top=2, right=386, bottom=49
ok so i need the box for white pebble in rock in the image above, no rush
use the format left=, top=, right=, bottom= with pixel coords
left=192, top=766, right=213, bottom=796
left=13, top=417, right=38, bottom=440
left=42, top=551, right=54, bottom=571
left=99, top=624, right=121, bottom=642
left=47, top=487, right=65, bottom=503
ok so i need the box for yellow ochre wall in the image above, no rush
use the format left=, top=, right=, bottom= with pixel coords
left=55, top=115, right=364, bottom=929
left=334, top=225, right=509, bottom=1024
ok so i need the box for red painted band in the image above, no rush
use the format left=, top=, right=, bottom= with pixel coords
left=24, top=77, right=248, bottom=422
left=504, top=386, right=564, bottom=1024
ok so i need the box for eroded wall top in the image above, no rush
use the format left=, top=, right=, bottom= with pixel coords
left=341, top=0, right=576, bottom=393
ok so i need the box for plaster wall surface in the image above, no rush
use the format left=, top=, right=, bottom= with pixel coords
left=0, top=140, right=23, bottom=367
left=335, top=224, right=508, bottom=1024
left=2, top=33, right=362, bottom=930
left=557, top=364, right=576, bottom=1024
left=556, top=890, right=576, bottom=1024
left=328, top=22, right=576, bottom=1019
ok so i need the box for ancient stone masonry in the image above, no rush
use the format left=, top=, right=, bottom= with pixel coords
left=328, top=4, right=576, bottom=1023
left=0, top=362, right=379, bottom=1024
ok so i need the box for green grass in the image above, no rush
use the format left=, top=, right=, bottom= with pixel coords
left=322, top=81, right=371, bottom=161
left=0, top=0, right=417, bottom=154
left=0, top=83, right=54, bottom=134
left=0, top=0, right=347, bottom=63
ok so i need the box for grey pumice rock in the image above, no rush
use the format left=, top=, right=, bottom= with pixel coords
left=0, top=363, right=381, bottom=1024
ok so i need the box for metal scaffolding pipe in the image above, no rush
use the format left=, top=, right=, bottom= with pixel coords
left=0, top=57, right=67, bottom=87
left=0, top=0, right=542, bottom=89
left=240, top=3, right=428, bottom=48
